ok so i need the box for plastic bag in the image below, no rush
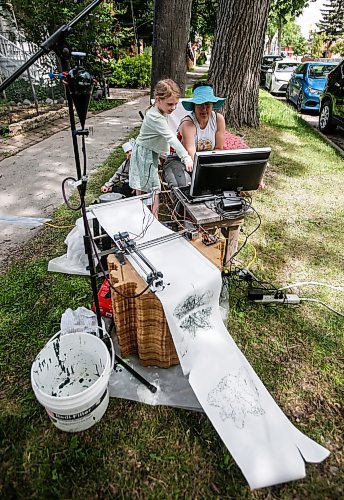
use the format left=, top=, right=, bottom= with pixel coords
left=60, top=307, right=99, bottom=336
left=48, top=216, right=90, bottom=275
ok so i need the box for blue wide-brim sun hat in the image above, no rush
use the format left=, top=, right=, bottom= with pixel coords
left=182, top=85, right=226, bottom=111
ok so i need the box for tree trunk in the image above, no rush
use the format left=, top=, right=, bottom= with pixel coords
left=151, top=0, right=192, bottom=97
left=209, top=0, right=270, bottom=128
left=277, top=19, right=282, bottom=55
left=267, top=37, right=273, bottom=54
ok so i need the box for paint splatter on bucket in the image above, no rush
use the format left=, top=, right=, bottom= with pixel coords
left=31, top=332, right=113, bottom=432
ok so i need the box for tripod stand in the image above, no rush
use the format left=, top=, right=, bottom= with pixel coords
left=0, top=0, right=157, bottom=393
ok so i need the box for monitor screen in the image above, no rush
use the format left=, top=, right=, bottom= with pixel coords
left=189, top=148, right=271, bottom=198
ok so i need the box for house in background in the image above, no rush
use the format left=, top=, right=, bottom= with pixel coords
left=280, top=47, right=294, bottom=58
left=0, top=5, right=52, bottom=84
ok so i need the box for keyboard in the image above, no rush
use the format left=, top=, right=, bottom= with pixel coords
left=177, top=186, right=216, bottom=204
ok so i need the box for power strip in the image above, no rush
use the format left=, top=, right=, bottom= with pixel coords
left=254, top=294, right=300, bottom=305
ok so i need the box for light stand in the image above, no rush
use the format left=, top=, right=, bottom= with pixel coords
left=0, top=1, right=157, bottom=393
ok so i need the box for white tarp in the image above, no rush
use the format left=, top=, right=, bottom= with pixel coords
left=48, top=216, right=90, bottom=275
left=91, top=197, right=329, bottom=490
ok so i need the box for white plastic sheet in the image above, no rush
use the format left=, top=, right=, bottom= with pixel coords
left=48, top=217, right=90, bottom=275
left=60, top=307, right=100, bottom=336
left=91, top=198, right=329, bottom=489
left=108, top=348, right=202, bottom=411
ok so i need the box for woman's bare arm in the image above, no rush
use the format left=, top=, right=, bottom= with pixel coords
left=215, top=113, right=226, bottom=149
left=180, top=120, right=197, bottom=170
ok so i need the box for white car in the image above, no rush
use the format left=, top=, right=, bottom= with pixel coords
left=265, top=59, right=299, bottom=94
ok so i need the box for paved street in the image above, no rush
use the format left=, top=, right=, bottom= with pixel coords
left=273, top=95, right=344, bottom=156
left=299, top=112, right=344, bottom=156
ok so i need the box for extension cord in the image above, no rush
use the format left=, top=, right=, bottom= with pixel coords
left=254, top=294, right=301, bottom=305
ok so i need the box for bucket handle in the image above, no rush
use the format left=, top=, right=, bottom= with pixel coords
left=93, top=325, right=115, bottom=375
left=101, top=332, right=115, bottom=376
left=41, top=330, right=61, bottom=349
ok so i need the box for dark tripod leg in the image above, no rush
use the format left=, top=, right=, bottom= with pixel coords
left=115, top=355, right=157, bottom=393
left=64, top=82, right=157, bottom=394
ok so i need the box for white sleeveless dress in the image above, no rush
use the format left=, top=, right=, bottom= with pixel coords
left=184, top=111, right=217, bottom=151
left=162, top=111, right=218, bottom=188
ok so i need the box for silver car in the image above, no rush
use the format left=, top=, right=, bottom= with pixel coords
left=265, top=60, right=299, bottom=94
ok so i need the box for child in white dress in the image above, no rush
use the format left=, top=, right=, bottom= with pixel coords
left=129, top=79, right=193, bottom=217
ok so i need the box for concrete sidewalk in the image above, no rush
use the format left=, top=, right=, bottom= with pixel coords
left=0, top=89, right=149, bottom=161
left=0, top=65, right=209, bottom=269
left=0, top=94, right=149, bottom=269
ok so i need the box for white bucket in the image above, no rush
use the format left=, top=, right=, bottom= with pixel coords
left=31, top=332, right=114, bottom=432
left=99, top=192, right=124, bottom=203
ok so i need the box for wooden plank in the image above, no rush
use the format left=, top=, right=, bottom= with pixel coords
left=173, top=187, right=245, bottom=227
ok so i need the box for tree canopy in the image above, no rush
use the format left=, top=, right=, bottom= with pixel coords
left=0, top=1, right=129, bottom=76
left=190, top=0, right=218, bottom=43
left=114, top=0, right=154, bottom=53
left=308, top=31, right=327, bottom=56
left=317, top=0, right=344, bottom=46
left=281, top=17, right=307, bottom=55
left=267, top=0, right=313, bottom=53
left=331, top=37, right=344, bottom=55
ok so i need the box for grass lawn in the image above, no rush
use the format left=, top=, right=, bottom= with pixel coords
left=0, top=91, right=343, bottom=499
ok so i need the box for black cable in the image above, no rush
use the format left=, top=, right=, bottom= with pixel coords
left=223, top=267, right=280, bottom=311
left=229, top=265, right=278, bottom=291
left=62, top=176, right=83, bottom=211
left=213, top=196, right=252, bottom=220
left=222, top=273, right=247, bottom=310
left=140, top=162, right=154, bottom=190
left=62, top=128, right=90, bottom=211
left=128, top=197, right=156, bottom=241
left=225, top=204, right=262, bottom=268
left=62, top=141, right=153, bottom=299
left=139, top=198, right=156, bottom=238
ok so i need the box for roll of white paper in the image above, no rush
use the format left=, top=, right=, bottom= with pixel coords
left=91, top=198, right=329, bottom=489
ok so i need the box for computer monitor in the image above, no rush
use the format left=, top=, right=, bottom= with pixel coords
left=189, top=147, right=271, bottom=198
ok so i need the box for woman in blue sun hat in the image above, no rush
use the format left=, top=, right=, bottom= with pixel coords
left=163, top=82, right=226, bottom=188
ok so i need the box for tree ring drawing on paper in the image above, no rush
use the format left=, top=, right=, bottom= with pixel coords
left=174, top=291, right=213, bottom=356
left=207, top=367, right=265, bottom=428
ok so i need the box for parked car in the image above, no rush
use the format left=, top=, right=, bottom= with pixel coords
left=260, top=54, right=283, bottom=86
left=265, top=59, right=299, bottom=94
left=319, top=60, right=344, bottom=133
left=286, top=61, right=338, bottom=113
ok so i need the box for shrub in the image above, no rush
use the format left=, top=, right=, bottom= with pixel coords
left=88, top=98, right=124, bottom=112
left=3, top=78, right=65, bottom=103
left=108, top=53, right=152, bottom=88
